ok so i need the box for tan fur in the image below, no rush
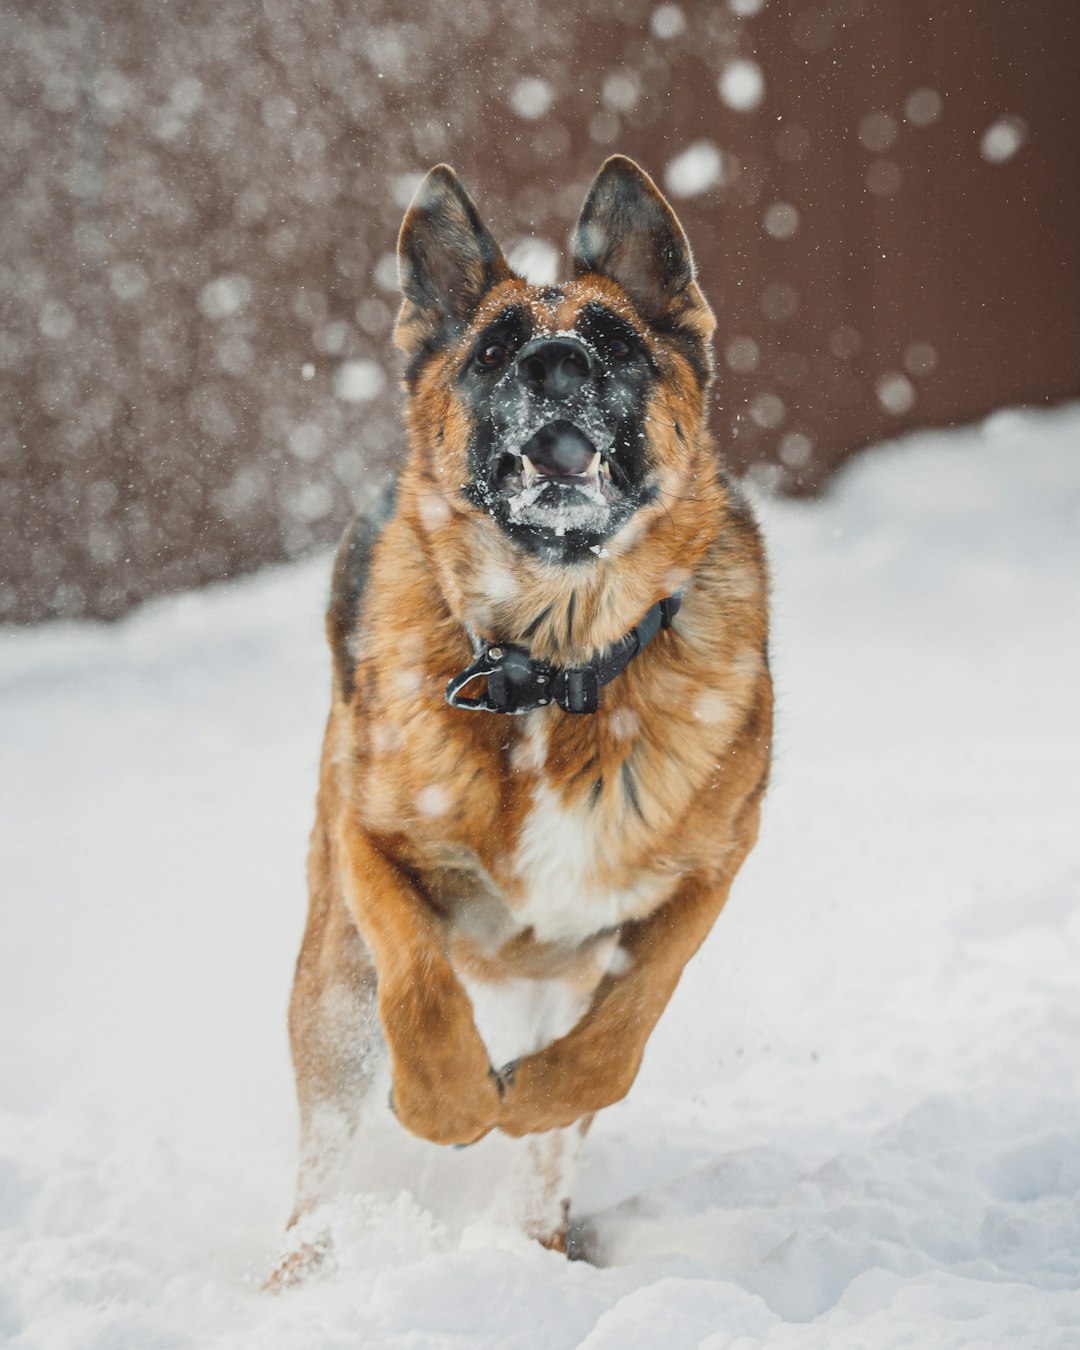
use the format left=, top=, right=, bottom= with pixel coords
left=271, top=158, right=772, bottom=1280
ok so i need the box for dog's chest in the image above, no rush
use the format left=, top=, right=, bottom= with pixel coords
left=504, top=719, right=667, bottom=945
left=512, top=782, right=624, bottom=943
left=445, top=718, right=671, bottom=1065
left=455, top=777, right=658, bottom=1065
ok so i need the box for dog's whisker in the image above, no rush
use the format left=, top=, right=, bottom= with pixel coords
left=657, top=489, right=706, bottom=504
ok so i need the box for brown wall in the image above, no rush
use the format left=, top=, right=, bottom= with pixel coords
left=2, top=1, right=1078, bottom=623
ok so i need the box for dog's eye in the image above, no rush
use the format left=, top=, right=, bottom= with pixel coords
left=609, top=339, right=633, bottom=361
left=476, top=342, right=507, bottom=369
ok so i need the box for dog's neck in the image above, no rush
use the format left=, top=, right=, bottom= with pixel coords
left=399, top=461, right=731, bottom=668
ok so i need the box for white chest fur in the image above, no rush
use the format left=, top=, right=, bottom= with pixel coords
left=513, top=782, right=661, bottom=945
left=453, top=761, right=667, bottom=1067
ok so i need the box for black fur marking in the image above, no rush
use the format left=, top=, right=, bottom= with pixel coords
left=577, top=303, right=655, bottom=372
left=327, top=482, right=397, bottom=701
left=621, top=757, right=647, bottom=823
left=403, top=328, right=470, bottom=391
left=565, top=592, right=576, bottom=645
left=523, top=604, right=554, bottom=639
left=579, top=299, right=711, bottom=391
left=567, top=752, right=598, bottom=788
left=647, top=312, right=712, bottom=386
left=457, top=307, right=532, bottom=386
left=405, top=307, right=531, bottom=395
left=468, top=302, right=656, bottom=563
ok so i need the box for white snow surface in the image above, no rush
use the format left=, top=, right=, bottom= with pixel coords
left=3, top=404, right=1079, bottom=1348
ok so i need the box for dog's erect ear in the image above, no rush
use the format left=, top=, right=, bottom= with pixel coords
left=573, top=156, right=698, bottom=321
left=395, top=165, right=511, bottom=360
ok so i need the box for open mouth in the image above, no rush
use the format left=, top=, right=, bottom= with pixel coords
left=479, top=414, right=645, bottom=554
left=493, top=420, right=618, bottom=504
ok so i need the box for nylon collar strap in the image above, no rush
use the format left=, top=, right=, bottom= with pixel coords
left=445, top=595, right=681, bottom=716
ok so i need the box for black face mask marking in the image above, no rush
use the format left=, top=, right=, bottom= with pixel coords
left=459, top=302, right=661, bottom=563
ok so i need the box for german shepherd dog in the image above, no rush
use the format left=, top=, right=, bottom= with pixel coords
left=272, top=156, right=772, bottom=1280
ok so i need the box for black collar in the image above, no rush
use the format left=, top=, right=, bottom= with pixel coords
left=445, top=595, right=681, bottom=716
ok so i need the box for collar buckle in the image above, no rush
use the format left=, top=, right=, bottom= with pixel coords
left=446, top=644, right=554, bottom=715
left=445, top=593, right=681, bottom=717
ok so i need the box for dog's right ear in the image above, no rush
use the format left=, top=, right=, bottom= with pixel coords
left=395, top=165, right=512, bottom=362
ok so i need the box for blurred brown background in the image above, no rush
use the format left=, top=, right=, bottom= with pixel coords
left=2, top=0, right=1078, bottom=624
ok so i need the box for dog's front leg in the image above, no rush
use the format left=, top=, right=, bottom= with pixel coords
left=497, top=869, right=739, bottom=1136
left=337, top=816, right=502, bottom=1147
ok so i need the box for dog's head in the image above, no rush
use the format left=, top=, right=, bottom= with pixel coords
left=394, top=156, right=716, bottom=565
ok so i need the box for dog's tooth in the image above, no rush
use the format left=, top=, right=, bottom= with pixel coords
left=522, top=454, right=539, bottom=479
left=599, top=458, right=612, bottom=478
left=586, top=451, right=601, bottom=476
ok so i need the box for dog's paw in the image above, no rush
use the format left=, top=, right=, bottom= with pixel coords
left=451, top=1070, right=509, bottom=1148
left=496, top=1057, right=579, bottom=1135
left=496, top=1040, right=637, bottom=1136
left=390, top=1056, right=502, bottom=1146
left=262, top=1229, right=332, bottom=1292
left=395, top=1095, right=499, bottom=1147
left=380, top=960, right=504, bottom=1145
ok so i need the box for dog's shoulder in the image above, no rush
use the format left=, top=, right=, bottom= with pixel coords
left=719, top=472, right=768, bottom=554
left=326, top=481, right=397, bottom=701
left=683, top=473, right=770, bottom=618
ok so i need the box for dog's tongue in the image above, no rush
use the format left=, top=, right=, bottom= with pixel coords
left=521, top=421, right=596, bottom=477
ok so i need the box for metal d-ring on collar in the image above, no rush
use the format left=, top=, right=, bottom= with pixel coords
left=445, top=595, right=681, bottom=716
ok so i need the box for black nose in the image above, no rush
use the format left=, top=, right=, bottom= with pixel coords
left=515, top=338, right=594, bottom=399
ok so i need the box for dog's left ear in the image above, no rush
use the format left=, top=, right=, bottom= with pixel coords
left=573, top=156, right=708, bottom=328
left=395, top=165, right=512, bottom=361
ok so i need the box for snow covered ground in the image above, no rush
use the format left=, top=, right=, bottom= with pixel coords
left=2, top=404, right=1079, bottom=1349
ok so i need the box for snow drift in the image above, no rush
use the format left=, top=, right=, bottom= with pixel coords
left=2, top=405, right=1079, bottom=1348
